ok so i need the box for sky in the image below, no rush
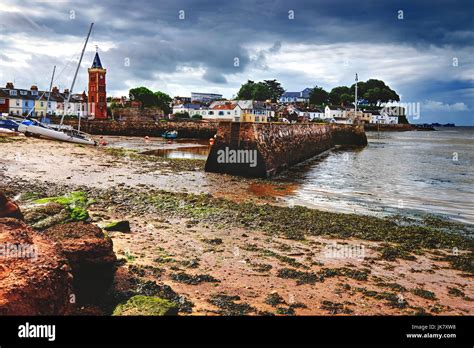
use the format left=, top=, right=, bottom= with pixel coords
left=0, top=0, right=473, bottom=125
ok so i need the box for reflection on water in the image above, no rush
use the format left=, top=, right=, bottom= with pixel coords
left=103, top=136, right=210, bottom=160
left=141, top=146, right=209, bottom=160
left=272, top=127, right=474, bottom=224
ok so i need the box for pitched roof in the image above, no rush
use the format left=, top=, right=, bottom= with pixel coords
left=91, top=52, right=103, bottom=69
left=212, top=103, right=236, bottom=110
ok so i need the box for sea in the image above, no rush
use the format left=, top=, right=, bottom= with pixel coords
left=280, top=127, right=474, bottom=225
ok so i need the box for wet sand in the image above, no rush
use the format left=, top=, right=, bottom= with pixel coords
left=1, top=134, right=472, bottom=315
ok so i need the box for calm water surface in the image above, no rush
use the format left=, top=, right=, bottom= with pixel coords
left=279, top=127, right=473, bottom=224
left=104, top=128, right=473, bottom=224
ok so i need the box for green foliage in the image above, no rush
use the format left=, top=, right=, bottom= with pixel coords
left=129, top=87, right=156, bottom=108
left=309, top=86, right=329, bottom=105
left=356, top=79, right=400, bottom=106
left=339, top=93, right=354, bottom=106
left=154, top=91, right=172, bottom=115
left=263, top=79, right=285, bottom=102
left=129, top=87, right=172, bottom=114
left=33, top=191, right=90, bottom=222
left=112, top=295, right=178, bottom=316
left=329, top=86, right=351, bottom=105
left=236, top=80, right=274, bottom=101
left=191, top=114, right=202, bottom=120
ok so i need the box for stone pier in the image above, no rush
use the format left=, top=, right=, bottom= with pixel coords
left=205, top=122, right=367, bottom=178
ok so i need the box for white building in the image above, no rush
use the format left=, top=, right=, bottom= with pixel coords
left=289, top=105, right=325, bottom=120
left=191, top=92, right=223, bottom=103
left=325, top=105, right=345, bottom=119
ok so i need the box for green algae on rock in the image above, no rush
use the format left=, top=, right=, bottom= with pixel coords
left=103, top=220, right=131, bottom=232
left=112, top=295, right=178, bottom=316
left=31, top=191, right=91, bottom=224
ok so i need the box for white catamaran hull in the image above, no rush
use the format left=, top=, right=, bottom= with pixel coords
left=18, top=123, right=96, bottom=145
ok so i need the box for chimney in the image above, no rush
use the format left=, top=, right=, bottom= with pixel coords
left=64, top=89, right=70, bottom=94
left=52, top=86, right=59, bottom=94
left=30, top=85, right=38, bottom=91
left=6, top=82, right=14, bottom=89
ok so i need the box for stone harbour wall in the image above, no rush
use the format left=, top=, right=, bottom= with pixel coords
left=205, top=122, right=368, bottom=178
left=49, top=118, right=219, bottom=139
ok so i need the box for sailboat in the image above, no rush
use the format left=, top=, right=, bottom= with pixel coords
left=15, top=23, right=97, bottom=146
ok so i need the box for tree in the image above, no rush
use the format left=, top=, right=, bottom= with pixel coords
left=129, top=87, right=156, bottom=108
left=263, top=79, right=285, bottom=102
left=329, top=86, right=351, bottom=105
left=340, top=93, right=354, bottom=106
left=236, top=80, right=255, bottom=100
left=236, top=80, right=275, bottom=101
left=252, top=82, right=273, bottom=101
left=309, top=86, right=329, bottom=105
left=154, top=91, right=172, bottom=115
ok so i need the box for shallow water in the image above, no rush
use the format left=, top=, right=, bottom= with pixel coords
left=104, top=136, right=210, bottom=160
left=273, top=127, right=474, bottom=224
left=102, top=128, right=473, bottom=224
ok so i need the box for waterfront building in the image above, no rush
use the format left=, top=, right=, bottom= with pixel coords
left=32, top=86, right=47, bottom=117
left=5, top=83, right=23, bottom=116
left=0, top=89, right=10, bottom=115
left=279, top=88, right=313, bottom=103
left=191, top=92, right=223, bottom=103
left=173, top=96, right=192, bottom=104
left=172, top=103, right=204, bottom=115
left=325, top=105, right=345, bottom=119
left=288, top=105, right=325, bottom=120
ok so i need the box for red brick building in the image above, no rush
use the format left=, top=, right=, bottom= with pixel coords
left=0, top=90, right=9, bottom=114
left=88, top=51, right=107, bottom=119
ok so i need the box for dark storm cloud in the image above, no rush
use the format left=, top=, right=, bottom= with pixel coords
left=0, top=0, right=472, bottom=123
left=2, top=0, right=472, bottom=81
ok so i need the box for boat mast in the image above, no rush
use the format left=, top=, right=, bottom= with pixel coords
left=354, top=73, right=358, bottom=115
left=61, top=22, right=94, bottom=128
left=45, top=65, right=56, bottom=121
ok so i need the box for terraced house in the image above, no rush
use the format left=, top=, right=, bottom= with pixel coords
left=0, top=82, right=88, bottom=118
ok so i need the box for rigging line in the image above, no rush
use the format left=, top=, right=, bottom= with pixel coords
left=51, top=35, right=90, bottom=88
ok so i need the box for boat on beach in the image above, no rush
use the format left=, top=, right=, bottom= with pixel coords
left=17, top=119, right=96, bottom=145
left=0, top=118, right=20, bottom=132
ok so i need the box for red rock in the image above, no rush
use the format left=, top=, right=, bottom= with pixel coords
left=0, top=218, right=74, bottom=315
left=0, top=192, right=24, bottom=220
left=43, top=222, right=117, bottom=304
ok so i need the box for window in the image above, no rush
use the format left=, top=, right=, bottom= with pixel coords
left=48, top=102, right=51, bottom=107
left=100, top=75, right=103, bottom=79
left=209, top=111, right=214, bottom=115
left=0, top=98, right=5, bottom=104
left=16, top=100, right=20, bottom=106
left=40, top=102, right=44, bottom=107
left=91, top=96, right=95, bottom=103
left=31, top=91, right=38, bottom=96
left=10, top=90, right=17, bottom=96
left=20, top=90, right=27, bottom=95
left=218, top=111, right=224, bottom=116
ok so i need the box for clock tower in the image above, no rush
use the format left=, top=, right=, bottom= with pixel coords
left=88, top=49, right=107, bottom=119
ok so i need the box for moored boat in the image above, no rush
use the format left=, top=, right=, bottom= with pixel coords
left=162, top=130, right=178, bottom=139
